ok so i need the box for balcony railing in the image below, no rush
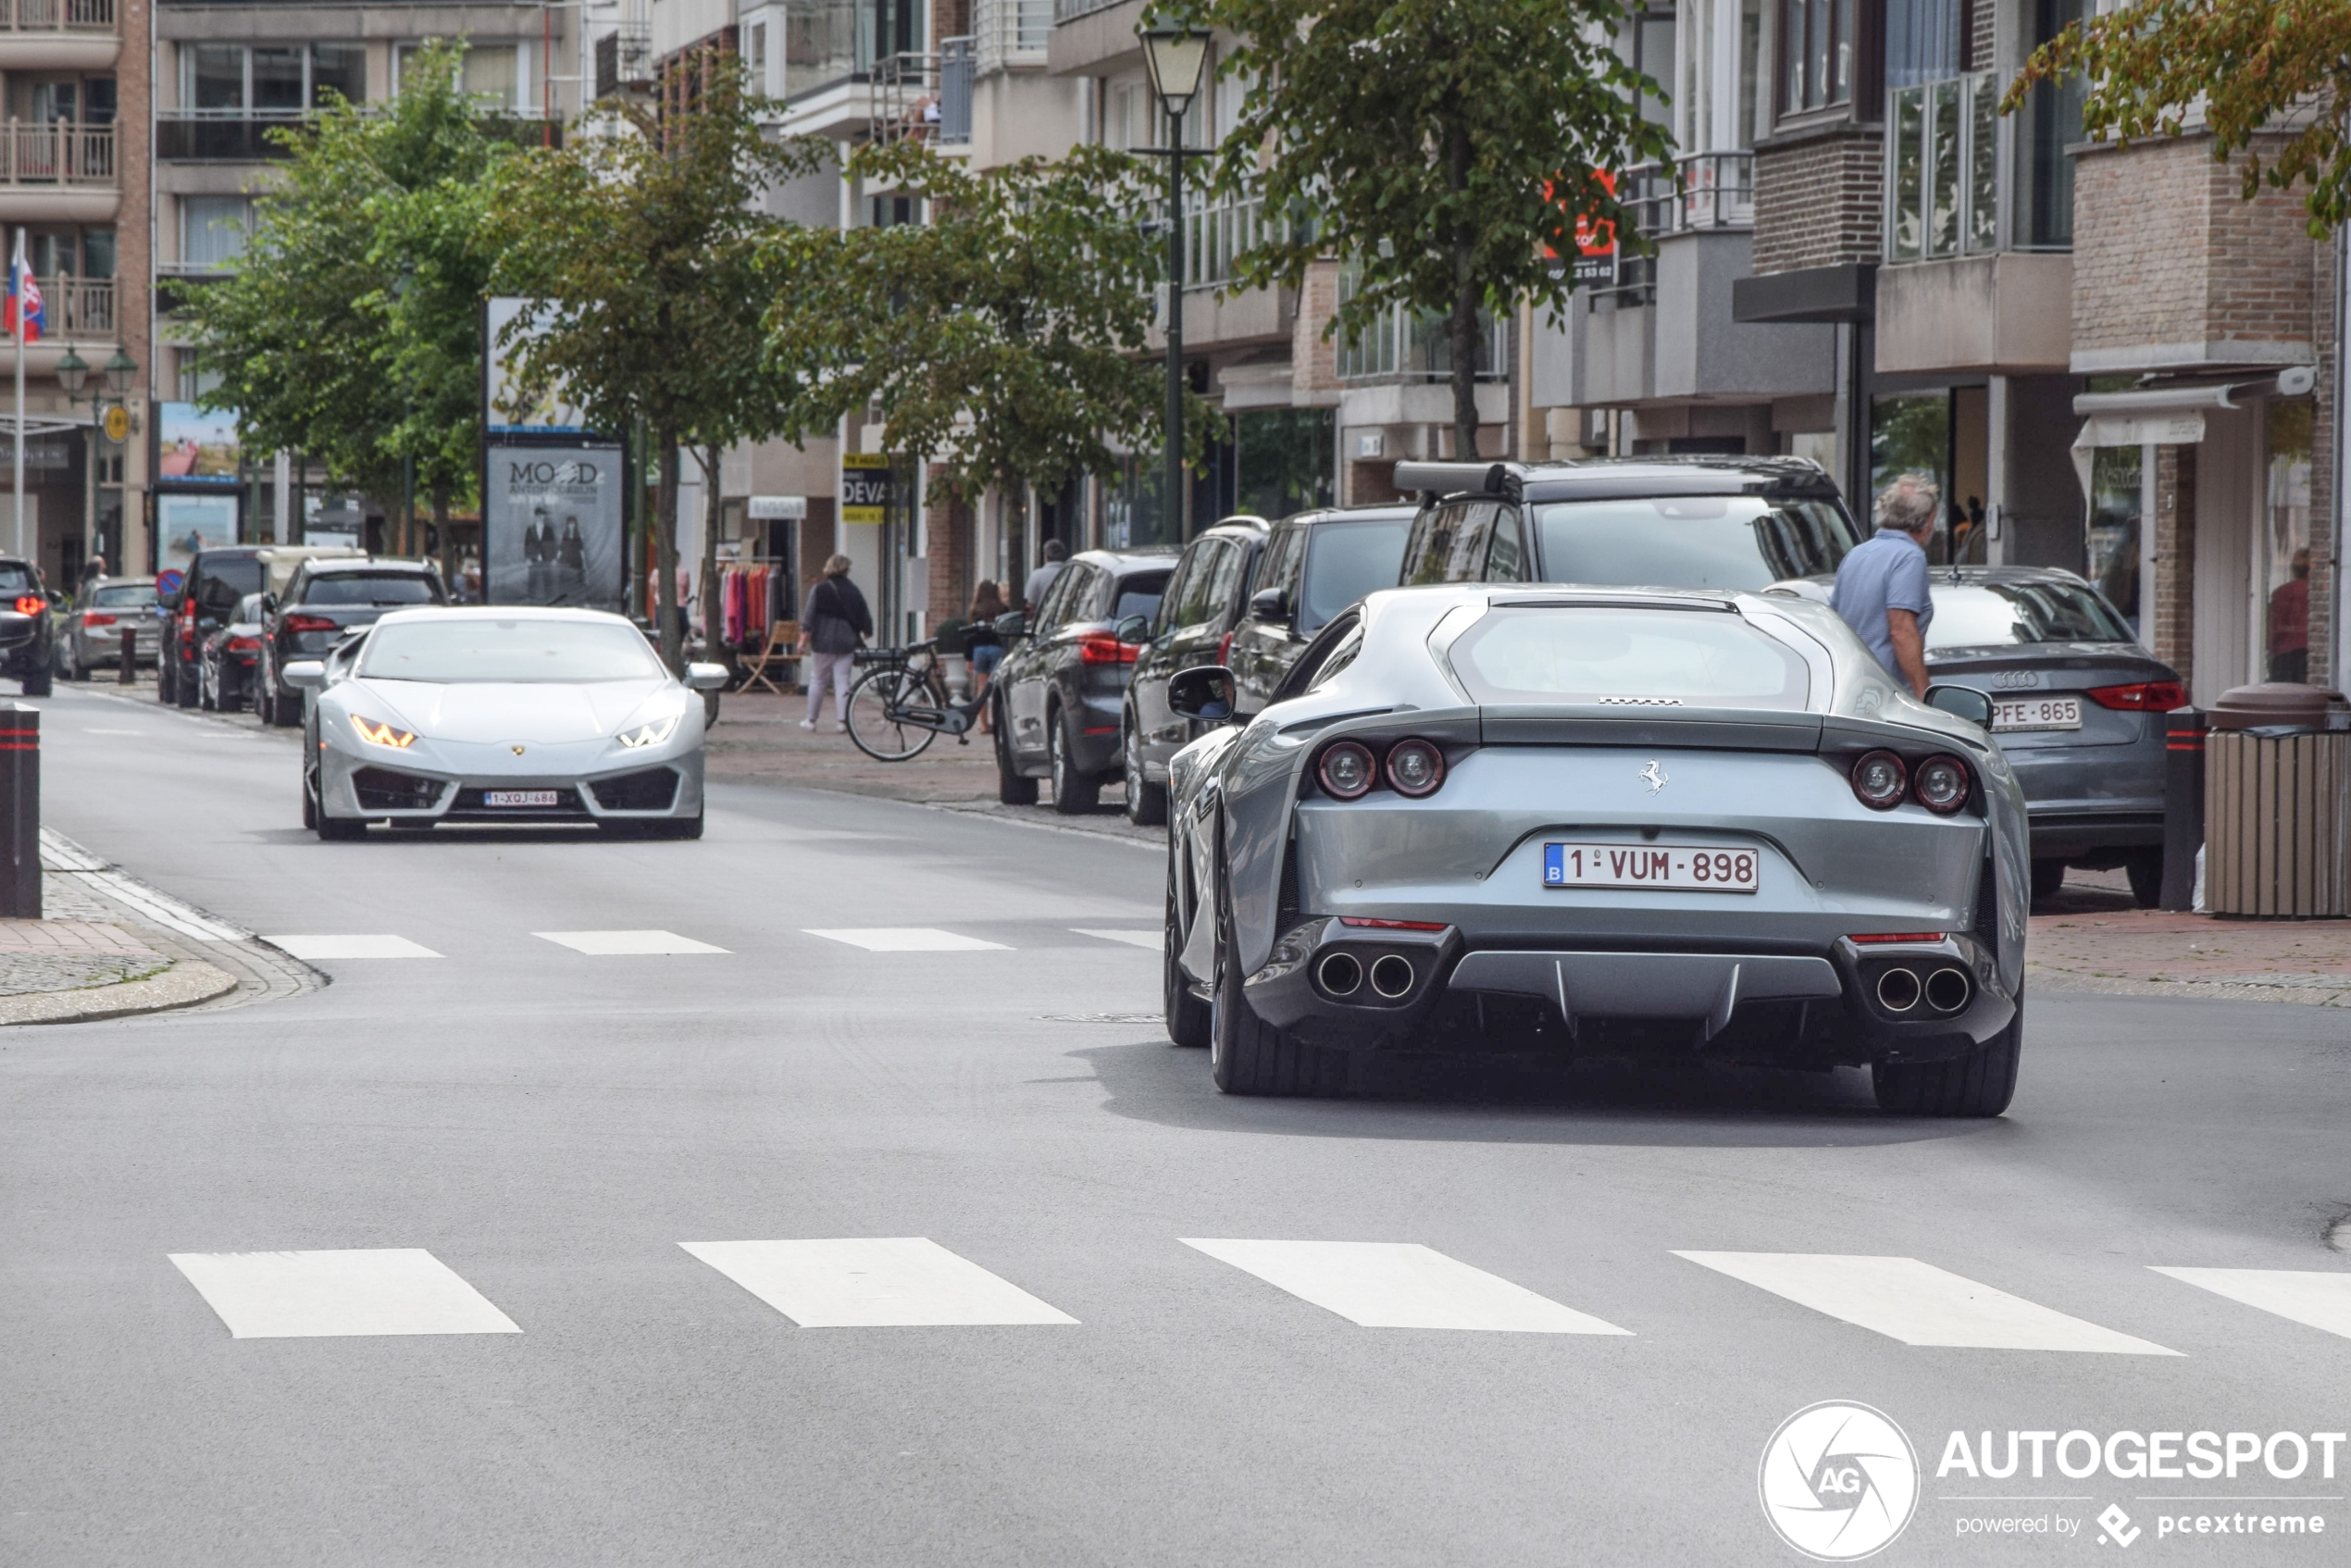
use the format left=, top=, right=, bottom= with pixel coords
left=157, top=110, right=558, bottom=161
left=0, top=0, right=113, bottom=31
left=938, top=36, right=973, bottom=145
left=0, top=120, right=113, bottom=184
left=976, top=0, right=1050, bottom=73
left=1886, top=70, right=1997, bottom=262
left=1051, top=0, right=1126, bottom=20
left=1335, top=262, right=1507, bottom=383
left=594, top=23, right=653, bottom=99
left=1579, top=151, right=1752, bottom=304
left=27, top=275, right=113, bottom=337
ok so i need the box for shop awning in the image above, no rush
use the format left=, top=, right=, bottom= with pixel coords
left=2068, top=367, right=2317, bottom=497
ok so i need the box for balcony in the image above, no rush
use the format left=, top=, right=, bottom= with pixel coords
left=594, top=23, right=653, bottom=100
left=0, top=120, right=117, bottom=222
left=27, top=274, right=114, bottom=340
left=1587, top=152, right=1753, bottom=305
left=0, top=0, right=118, bottom=71
left=158, top=111, right=560, bottom=162
left=938, top=36, right=973, bottom=145
left=976, top=0, right=1050, bottom=73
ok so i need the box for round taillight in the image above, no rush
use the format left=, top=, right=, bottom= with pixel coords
left=1913, top=754, right=1970, bottom=814
left=1318, top=740, right=1376, bottom=800
left=1851, top=749, right=1907, bottom=810
left=1385, top=738, right=1445, bottom=797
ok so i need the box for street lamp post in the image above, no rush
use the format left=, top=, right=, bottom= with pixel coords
left=1139, top=24, right=1209, bottom=543
left=55, top=346, right=136, bottom=580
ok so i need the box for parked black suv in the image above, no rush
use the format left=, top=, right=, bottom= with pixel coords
left=160, top=547, right=267, bottom=707
left=1118, top=517, right=1269, bottom=825
left=0, top=556, right=55, bottom=695
left=255, top=557, right=446, bottom=726
left=1391, top=456, right=1861, bottom=591
left=1225, top=504, right=1417, bottom=715
left=990, top=547, right=1176, bottom=814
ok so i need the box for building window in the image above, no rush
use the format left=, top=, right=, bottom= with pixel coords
left=395, top=43, right=527, bottom=108
left=2263, top=400, right=2314, bottom=683
left=180, top=195, right=252, bottom=272
left=1886, top=69, right=1996, bottom=259
left=1778, top=0, right=1854, bottom=114
left=182, top=44, right=367, bottom=114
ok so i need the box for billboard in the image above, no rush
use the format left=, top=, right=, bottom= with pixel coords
left=484, top=297, right=592, bottom=436
left=157, top=493, right=240, bottom=571
left=483, top=442, right=625, bottom=611
left=155, top=404, right=242, bottom=484
left=841, top=453, right=892, bottom=525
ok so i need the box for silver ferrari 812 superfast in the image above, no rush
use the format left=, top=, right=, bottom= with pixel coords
left=1161, top=583, right=2029, bottom=1115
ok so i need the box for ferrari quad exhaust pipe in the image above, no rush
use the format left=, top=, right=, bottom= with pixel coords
left=1316, top=951, right=1363, bottom=998
left=1925, top=967, right=1972, bottom=1014
left=1875, top=966, right=1922, bottom=1014
left=1369, top=954, right=1416, bottom=1000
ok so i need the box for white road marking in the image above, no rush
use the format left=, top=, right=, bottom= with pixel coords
left=168, top=1249, right=522, bottom=1338
left=533, top=929, right=729, bottom=955
left=1070, top=928, right=1161, bottom=950
left=802, top=927, right=1010, bottom=952
left=2153, top=1267, right=2351, bottom=1340
left=81, top=728, right=149, bottom=736
left=266, top=934, right=443, bottom=960
left=679, top=1238, right=1076, bottom=1327
left=1180, top=1239, right=1631, bottom=1334
left=1674, top=1251, right=2179, bottom=1353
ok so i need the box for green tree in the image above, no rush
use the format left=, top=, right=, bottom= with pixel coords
left=181, top=40, right=510, bottom=549
left=2010, top=0, right=2351, bottom=234
left=763, top=140, right=1216, bottom=531
left=1198, top=0, right=1671, bottom=457
left=492, top=55, right=825, bottom=671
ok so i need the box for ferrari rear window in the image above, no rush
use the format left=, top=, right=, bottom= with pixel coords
left=1447, top=607, right=1810, bottom=709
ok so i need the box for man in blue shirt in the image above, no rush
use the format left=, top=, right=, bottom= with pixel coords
left=1831, top=472, right=1939, bottom=697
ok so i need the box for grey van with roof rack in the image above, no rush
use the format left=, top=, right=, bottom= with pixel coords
left=1390, top=455, right=1863, bottom=592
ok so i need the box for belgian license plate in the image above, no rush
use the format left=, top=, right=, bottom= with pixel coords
left=1991, top=696, right=2083, bottom=732
left=485, top=790, right=560, bottom=807
left=1543, top=843, right=1760, bottom=892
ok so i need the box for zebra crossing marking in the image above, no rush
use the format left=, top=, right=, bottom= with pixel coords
left=1181, top=1238, right=1631, bottom=1334
left=2152, top=1267, right=2351, bottom=1341
left=533, top=929, right=729, bottom=955
left=265, top=934, right=442, bottom=960
left=802, top=928, right=1011, bottom=952
left=679, top=1238, right=1077, bottom=1326
left=1069, top=929, right=1161, bottom=950
left=168, top=1249, right=521, bottom=1338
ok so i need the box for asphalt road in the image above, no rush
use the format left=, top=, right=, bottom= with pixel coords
left=8, top=679, right=2351, bottom=1566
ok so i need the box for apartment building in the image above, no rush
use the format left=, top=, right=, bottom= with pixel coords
left=147, top=1, right=578, bottom=577
left=0, top=0, right=147, bottom=588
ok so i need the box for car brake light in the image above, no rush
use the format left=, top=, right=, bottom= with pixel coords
left=1384, top=738, right=1446, bottom=797
left=1849, top=932, right=1947, bottom=945
left=81, top=611, right=117, bottom=628
left=1339, top=917, right=1449, bottom=931
left=1077, top=632, right=1138, bottom=665
left=1911, top=754, right=1972, bottom=815
left=1850, top=749, right=1907, bottom=810
left=2086, top=679, right=2186, bottom=711
left=226, top=636, right=261, bottom=653
left=1216, top=628, right=1235, bottom=666
left=1317, top=740, right=1376, bottom=799
left=285, top=614, right=338, bottom=633
left=12, top=594, right=41, bottom=616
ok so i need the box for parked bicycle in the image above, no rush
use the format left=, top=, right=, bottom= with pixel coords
left=843, top=638, right=987, bottom=761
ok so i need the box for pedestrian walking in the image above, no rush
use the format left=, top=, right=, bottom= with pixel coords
left=966, top=579, right=1008, bottom=730
left=1023, top=539, right=1067, bottom=616
left=1830, top=472, right=1938, bottom=699
left=797, top=554, right=873, bottom=732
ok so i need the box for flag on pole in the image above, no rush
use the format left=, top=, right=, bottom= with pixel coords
left=6, top=234, right=42, bottom=342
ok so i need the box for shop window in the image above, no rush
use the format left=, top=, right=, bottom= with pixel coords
left=2264, top=401, right=2314, bottom=684
left=1869, top=392, right=1953, bottom=560
left=2087, top=443, right=2141, bottom=630
left=1234, top=409, right=1335, bottom=521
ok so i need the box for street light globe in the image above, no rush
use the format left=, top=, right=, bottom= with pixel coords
left=1139, top=26, right=1211, bottom=119
left=102, top=348, right=137, bottom=399
left=53, top=346, right=89, bottom=398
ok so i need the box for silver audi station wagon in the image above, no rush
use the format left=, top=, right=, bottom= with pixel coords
left=1160, top=583, right=2031, bottom=1115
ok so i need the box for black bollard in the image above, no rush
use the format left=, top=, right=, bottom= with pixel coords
left=0, top=703, right=36, bottom=917
left=2159, top=707, right=2205, bottom=912
left=118, top=626, right=135, bottom=684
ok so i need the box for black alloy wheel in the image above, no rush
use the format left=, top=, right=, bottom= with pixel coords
left=1125, top=715, right=1167, bottom=827
left=993, top=691, right=1038, bottom=805
left=1049, top=704, right=1100, bottom=815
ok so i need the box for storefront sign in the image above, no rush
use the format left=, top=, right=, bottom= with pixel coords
left=841, top=454, right=892, bottom=525
left=748, top=495, right=808, bottom=521
left=483, top=442, right=626, bottom=610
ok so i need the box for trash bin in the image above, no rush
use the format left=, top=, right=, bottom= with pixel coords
left=2203, top=683, right=2351, bottom=916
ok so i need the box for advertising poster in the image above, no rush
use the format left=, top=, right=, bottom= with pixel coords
left=157, top=493, right=240, bottom=572
left=483, top=297, right=592, bottom=436
left=155, top=404, right=242, bottom=484
left=841, top=453, right=892, bottom=524
left=483, top=442, right=625, bottom=611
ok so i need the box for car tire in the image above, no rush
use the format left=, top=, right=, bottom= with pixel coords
left=1164, top=844, right=1209, bottom=1048
left=2124, top=847, right=2163, bottom=909
left=156, top=658, right=177, bottom=704
left=2029, top=858, right=2065, bottom=905
left=1125, top=715, right=1168, bottom=828
left=1049, top=705, right=1100, bottom=815
left=302, top=776, right=317, bottom=830
left=19, top=667, right=50, bottom=698
left=198, top=666, right=218, bottom=710
left=174, top=659, right=199, bottom=708
left=994, top=692, right=1038, bottom=805
left=1209, top=823, right=1348, bottom=1096
left=1871, top=996, right=2022, bottom=1117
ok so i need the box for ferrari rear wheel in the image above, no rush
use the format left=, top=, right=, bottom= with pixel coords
left=1209, top=834, right=1348, bottom=1096
left=1872, top=997, right=2022, bottom=1117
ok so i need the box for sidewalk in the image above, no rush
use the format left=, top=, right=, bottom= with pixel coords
left=2028, top=869, right=2351, bottom=1007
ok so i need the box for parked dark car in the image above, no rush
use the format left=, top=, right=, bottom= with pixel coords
left=1771, top=565, right=2182, bottom=905
left=160, top=547, right=268, bottom=707
left=255, top=557, right=447, bottom=726
left=0, top=556, right=55, bottom=695
left=1390, top=455, right=1861, bottom=592
left=59, top=576, right=159, bottom=678
left=1119, top=517, right=1270, bottom=825
left=991, top=547, right=1176, bottom=815
left=198, top=593, right=267, bottom=712
left=1225, top=504, right=1418, bottom=714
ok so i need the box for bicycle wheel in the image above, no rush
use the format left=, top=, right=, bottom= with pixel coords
left=845, top=666, right=942, bottom=761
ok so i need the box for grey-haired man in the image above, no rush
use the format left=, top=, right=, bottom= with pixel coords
left=1831, top=472, right=1939, bottom=698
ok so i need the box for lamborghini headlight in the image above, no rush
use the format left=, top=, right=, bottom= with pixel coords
left=350, top=716, right=417, bottom=748
left=616, top=715, right=680, bottom=750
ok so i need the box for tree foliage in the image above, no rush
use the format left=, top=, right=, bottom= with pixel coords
left=492, top=56, right=826, bottom=669
left=180, top=41, right=510, bottom=536
left=2010, top=0, right=2351, bottom=235
left=1196, top=0, right=1670, bottom=456
left=765, top=140, right=1214, bottom=514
